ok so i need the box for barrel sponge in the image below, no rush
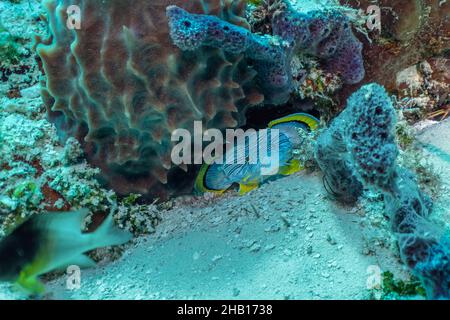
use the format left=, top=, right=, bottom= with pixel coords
left=35, top=0, right=264, bottom=200
left=345, top=83, right=398, bottom=190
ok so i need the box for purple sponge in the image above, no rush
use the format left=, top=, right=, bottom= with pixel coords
left=167, top=2, right=365, bottom=105
left=167, top=5, right=291, bottom=105
left=271, top=7, right=365, bottom=84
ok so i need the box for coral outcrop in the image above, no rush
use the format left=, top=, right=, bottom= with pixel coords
left=342, top=0, right=450, bottom=91
left=315, top=83, right=450, bottom=299
left=36, top=0, right=365, bottom=200
left=35, top=0, right=263, bottom=200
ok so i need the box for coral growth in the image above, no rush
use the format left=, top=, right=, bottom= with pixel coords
left=0, top=0, right=45, bottom=97
left=0, top=28, right=22, bottom=67
left=0, top=92, right=161, bottom=238
left=377, top=271, right=426, bottom=299
left=269, top=0, right=365, bottom=84
left=315, top=83, right=450, bottom=299
left=36, top=0, right=365, bottom=200
left=35, top=0, right=262, bottom=200
left=395, top=60, right=449, bottom=123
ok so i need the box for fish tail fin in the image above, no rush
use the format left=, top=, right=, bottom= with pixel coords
left=90, top=214, right=133, bottom=249
left=194, top=163, right=211, bottom=194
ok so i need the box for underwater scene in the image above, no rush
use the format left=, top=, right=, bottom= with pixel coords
left=0, top=0, right=449, bottom=301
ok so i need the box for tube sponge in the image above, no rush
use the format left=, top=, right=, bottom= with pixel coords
left=316, top=83, right=450, bottom=299
left=315, top=113, right=364, bottom=204
left=271, top=4, right=365, bottom=85
left=345, top=83, right=398, bottom=191
left=167, top=1, right=365, bottom=105
left=315, top=83, right=396, bottom=202
left=167, top=5, right=291, bottom=105
left=386, top=168, right=449, bottom=299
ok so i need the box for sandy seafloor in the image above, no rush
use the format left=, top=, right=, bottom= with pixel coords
left=1, top=119, right=448, bottom=300
left=0, top=0, right=449, bottom=300
left=45, top=120, right=450, bottom=300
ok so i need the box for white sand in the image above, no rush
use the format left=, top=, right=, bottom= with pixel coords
left=42, top=172, right=386, bottom=299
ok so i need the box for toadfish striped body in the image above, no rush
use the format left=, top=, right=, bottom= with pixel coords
left=195, top=113, right=319, bottom=195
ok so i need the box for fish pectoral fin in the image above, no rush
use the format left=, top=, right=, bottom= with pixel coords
left=64, top=254, right=97, bottom=269
left=54, top=254, right=96, bottom=273
left=16, top=272, right=45, bottom=295
left=279, top=159, right=303, bottom=176
left=238, top=183, right=259, bottom=195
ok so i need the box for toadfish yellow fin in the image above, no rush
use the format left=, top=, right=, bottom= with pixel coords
left=238, top=183, right=259, bottom=195
left=279, top=159, right=304, bottom=176
left=268, top=113, right=319, bottom=131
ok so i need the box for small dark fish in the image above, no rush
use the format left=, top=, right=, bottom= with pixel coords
left=0, top=210, right=132, bottom=295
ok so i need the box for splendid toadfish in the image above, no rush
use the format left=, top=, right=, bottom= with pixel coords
left=0, top=209, right=132, bottom=295
left=195, top=113, right=319, bottom=195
